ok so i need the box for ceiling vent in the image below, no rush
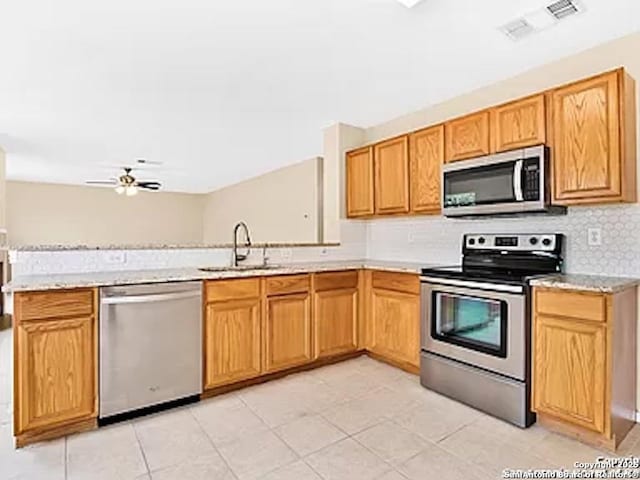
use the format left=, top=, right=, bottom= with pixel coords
left=500, top=18, right=536, bottom=41
left=547, top=0, right=583, bottom=19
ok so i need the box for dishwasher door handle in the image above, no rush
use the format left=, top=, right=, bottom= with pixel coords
left=101, top=290, right=201, bottom=305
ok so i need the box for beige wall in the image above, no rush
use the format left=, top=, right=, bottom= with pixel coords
left=0, top=148, right=6, bottom=232
left=6, top=181, right=205, bottom=246
left=202, top=157, right=323, bottom=244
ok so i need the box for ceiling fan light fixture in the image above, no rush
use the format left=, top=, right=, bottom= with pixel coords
left=125, top=186, right=138, bottom=196
left=115, top=185, right=125, bottom=195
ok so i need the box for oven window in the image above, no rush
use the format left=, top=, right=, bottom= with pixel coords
left=444, top=161, right=516, bottom=207
left=431, top=292, right=507, bottom=358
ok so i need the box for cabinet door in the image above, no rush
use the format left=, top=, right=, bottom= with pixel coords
left=409, top=125, right=443, bottom=214
left=314, top=288, right=358, bottom=359
left=346, top=147, right=375, bottom=217
left=552, top=71, right=623, bottom=204
left=491, top=95, right=546, bottom=152
left=264, top=293, right=312, bottom=372
left=204, top=298, right=261, bottom=389
left=374, top=136, right=410, bottom=214
left=16, top=316, right=96, bottom=434
left=445, top=111, right=490, bottom=162
left=370, top=288, right=420, bottom=368
left=533, top=315, right=607, bottom=433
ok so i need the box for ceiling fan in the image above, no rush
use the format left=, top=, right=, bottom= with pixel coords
left=86, top=167, right=162, bottom=196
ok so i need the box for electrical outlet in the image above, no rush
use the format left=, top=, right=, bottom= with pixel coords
left=280, top=248, right=293, bottom=259
left=106, top=251, right=127, bottom=264
left=588, top=228, right=602, bottom=246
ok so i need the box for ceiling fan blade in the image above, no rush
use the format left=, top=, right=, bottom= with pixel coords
left=137, top=182, right=161, bottom=190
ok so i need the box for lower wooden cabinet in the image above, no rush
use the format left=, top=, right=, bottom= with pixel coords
left=314, top=272, right=359, bottom=359
left=14, top=290, right=97, bottom=445
left=367, top=271, right=420, bottom=370
left=264, top=291, right=313, bottom=373
left=532, top=286, right=637, bottom=450
left=204, top=297, right=262, bottom=389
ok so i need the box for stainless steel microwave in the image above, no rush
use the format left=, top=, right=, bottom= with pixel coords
left=442, top=145, right=564, bottom=217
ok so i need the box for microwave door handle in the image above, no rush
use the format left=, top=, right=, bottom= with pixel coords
left=513, top=159, right=524, bottom=201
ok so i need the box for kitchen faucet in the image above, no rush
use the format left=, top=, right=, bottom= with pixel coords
left=233, top=221, right=252, bottom=266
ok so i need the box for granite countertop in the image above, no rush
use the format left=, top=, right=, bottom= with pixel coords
left=529, top=274, right=640, bottom=294
left=9, top=242, right=341, bottom=252
left=3, top=260, right=426, bottom=292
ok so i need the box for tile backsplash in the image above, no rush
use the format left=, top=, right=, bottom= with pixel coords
left=365, top=204, right=640, bottom=277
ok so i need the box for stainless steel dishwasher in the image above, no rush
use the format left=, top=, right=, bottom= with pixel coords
left=99, top=281, right=202, bottom=420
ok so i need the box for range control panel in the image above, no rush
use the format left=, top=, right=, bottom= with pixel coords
left=465, top=233, right=560, bottom=252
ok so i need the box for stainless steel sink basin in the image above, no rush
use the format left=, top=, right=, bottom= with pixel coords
left=199, top=264, right=283, bottom=273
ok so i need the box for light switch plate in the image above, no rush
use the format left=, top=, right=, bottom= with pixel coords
left=588, top=228, right=602, bottom=246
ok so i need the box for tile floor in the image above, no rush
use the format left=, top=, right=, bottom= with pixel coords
left=1, top=327, right=640, bottom=480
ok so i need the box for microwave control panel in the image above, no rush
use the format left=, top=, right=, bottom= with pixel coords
left=522, top=158, right=540, bottom=201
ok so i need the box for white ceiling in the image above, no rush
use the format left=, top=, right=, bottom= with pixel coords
left=1, top=0, right=639, bottom=193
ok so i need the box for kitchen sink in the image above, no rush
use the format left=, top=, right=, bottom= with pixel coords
left=199, top=264, right=283, bottom=272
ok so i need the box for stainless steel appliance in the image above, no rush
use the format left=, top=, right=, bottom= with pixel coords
left=442, top=145, right=565, bottom=217
left=420, top=233, right=563, bottom=427
left=99, top=282, right=203, bottom=420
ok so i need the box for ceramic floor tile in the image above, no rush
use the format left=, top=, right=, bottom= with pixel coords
left=67, top=422, right=148, bottom=480
left=531, top=431, right=610, bottom=468
left=216, top=429, right=297, bottom=480
left=398, top=443, right=481, bottom=480
left=0, top=424, right=65, bottom=480
left=149, top=451, right=235, bottom=480
left=134, top=409, right=217, bottom=472
left=190, top=393, right=269, bottom=446
left=375, top=470, right=409, bottom=480
left=353, top=420, right=430, bottom=467
left=261, top=460, right=323, bottom=480
left=305, top=438, right=392, bottom=480
left=274, top=414, right=347, bottom=457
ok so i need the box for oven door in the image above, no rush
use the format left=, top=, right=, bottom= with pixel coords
left=421, top=278, right=526, bottom=381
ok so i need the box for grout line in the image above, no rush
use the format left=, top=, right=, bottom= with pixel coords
left=131, top=421, right=152, bottom=478
left=64, top=436, right=68, bottom=480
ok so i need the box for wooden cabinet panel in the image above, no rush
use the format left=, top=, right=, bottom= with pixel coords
left=552, top=70, right=636, bottom=204
left=536, top=289, right=607, bottom=323
left=314, top=271, right=358, bottom=292
left=533, top=314, right=607, bottom=433
left=204, top=298, right=262, bottom=389
left=491, top=95, right=546, bottom=152
left=206, top=278, right=260, bottom=303
left=15, top=289, right=94, bottom=322
left=374, top=136, right=410, bottom=214
left=16, top=316, right=96, bottom=434
left=370, top=288, right=420, bottom=368
left=264, top=293, right=312, bottom=372
left=314, top=288, right=358, bottom=359
left=409, top=125, right=443, bottom=214
left=371, top=271, right=420, bottom=295
left=346, top=147, right=375, bottom=217
left=265, top=274, right=310, bottom=296
left=445, top=111, right=490, bottom=162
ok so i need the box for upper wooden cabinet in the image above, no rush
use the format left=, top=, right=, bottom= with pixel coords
left=551, top=69, right=637, bottom=205
left=346, top=146, right=374, bottom=218
left=204, top=279, right=262, bottom=389
left=14, top=289, right=97, bottom=445
left=409, top=125, right=444, bottom=214
left=374, top=136, right=410, bottom=214
left=491, top=95, right=546, bottom=153
left=445, top=111, right=490, bottom=162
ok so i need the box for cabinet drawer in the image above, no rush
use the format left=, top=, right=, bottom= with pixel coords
left=206, top=278, right=260, bottom=303
left=371, top=271, right=419, bottom=295
left=535, top=289, right=607, bottom=323
left=266, top=274, right=310, bottom=296
left=15, top=289, right=95, bottom=322
left=314, top=271, right=358, bottom=292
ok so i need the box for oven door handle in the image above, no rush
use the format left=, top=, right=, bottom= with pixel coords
left=420, top=276, right=524, bottom=294
left=513, top=159, right=524, bottom=202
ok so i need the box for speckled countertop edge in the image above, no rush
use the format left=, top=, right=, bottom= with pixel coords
left=10, top=242, right=341, bottom=252
left=529, top=274, right=640, bottom=293
left=3, top=260, right=427, bottom=292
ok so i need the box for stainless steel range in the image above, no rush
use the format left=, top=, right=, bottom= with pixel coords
left=420, top=233, right=564, bottom=427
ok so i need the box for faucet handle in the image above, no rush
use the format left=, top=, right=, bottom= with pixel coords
left=262, top=246, right=269, bottom=266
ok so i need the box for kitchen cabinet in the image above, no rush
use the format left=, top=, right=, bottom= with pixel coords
left=346, top=146, right=375, bottom=218
left=491, top=95, right=546, bottom=153
left=532, top=287, right=637, bottom=450
left=14, top=289, right=97, bottom=447
left=368, top=271, right=420, bottom=371
left=551, top=69, right=637, bottom=205
left=409, top=125, right=444, bottom=214
left=263, top=275, right=312, bottom=372
left=374, top=135, right=410, bottom=214
left=313, top=271, right=359, bottom=359
left=204, top=278, right=262, bottom=389
left=445, top=111, right=490, bottom=162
